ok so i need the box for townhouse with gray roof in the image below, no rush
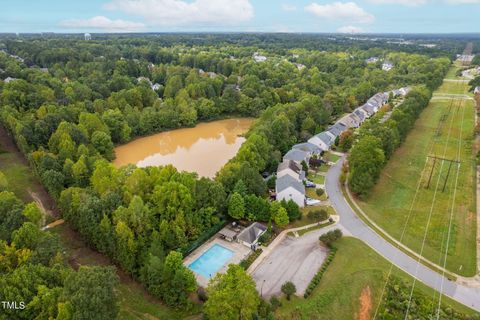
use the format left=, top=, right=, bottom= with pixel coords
left=275, top=174, right=306, bottom=207
left=283, top=149, right=310, bottom=165
left=327, top=122, right=348, bottom=138
left=292, top=142, right=322, bottom=155
left=308, top=131, right=335, bottom=151
left=277, top=160, right=305, bottom=181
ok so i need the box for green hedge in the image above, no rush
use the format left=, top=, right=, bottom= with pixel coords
left=240, top=249, right=263, bottom=270
left=303, top=248, right=337, bottom=298
left=181, top=220, right=227, bottom=257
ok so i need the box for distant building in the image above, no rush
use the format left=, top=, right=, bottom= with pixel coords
left=3, top=77, right=18, bottom=83
left=475, top=87, right=480, bottom=94
left=84, top=33, right=92, bottom=41
left=382, top=61, right=394, bottom=71
left=294, top=63, right=306, bottom=71
left=365, top=57, right=379, bottom=64
left=253, top=52, right=267, bottom=62
left=137, top=77, right=153, bottom=86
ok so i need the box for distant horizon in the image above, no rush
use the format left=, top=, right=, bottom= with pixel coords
left=1, top=0, right=479, bottom=34
left=1, top=31, right=480, bottom=36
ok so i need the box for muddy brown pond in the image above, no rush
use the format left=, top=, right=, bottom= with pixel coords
left=113, top=118, right=254, bottom=178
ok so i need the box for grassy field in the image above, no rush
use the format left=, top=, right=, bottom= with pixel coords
left=310, top=173, right=326, bottom=184
left=355, top=66, right=477, bottom=276
left=0, top=147, right=39, bottom=202
left=275, top=238, right=479, bottom=320
left=324, top=152, right=341, bottom=163
left=288, top=205, right=335, bottom=228
left=435, top=80, right=473, bottom=95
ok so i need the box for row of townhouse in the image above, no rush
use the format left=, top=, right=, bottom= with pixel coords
left=275, top=87, right=410, bottom=207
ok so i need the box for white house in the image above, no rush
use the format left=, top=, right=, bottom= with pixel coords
left=237, top=222, right=267, bottom=248
left=308, top=132, right=335, bottom=151
left=382, top=61, right=394, bottom=71
left=3, top=77, right=17, bottom=83
left=84, top=33, right=92, bottom=41
left=276, top=174, right=305, bottom=207
left=253, top=52, right=267, bottom=62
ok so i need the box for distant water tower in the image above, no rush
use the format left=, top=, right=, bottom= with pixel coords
left=84, top=33, right=92, bottom=41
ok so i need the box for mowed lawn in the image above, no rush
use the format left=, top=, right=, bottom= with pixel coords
left=435, top=80, right=473, bottom=95
left=0, top=148, right=38, bottom=202
left=356, top=72, right=477, bottom=276
left=275, top=238, right=478, bottom=319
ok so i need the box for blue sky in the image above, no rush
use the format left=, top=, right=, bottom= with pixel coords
left=0, top=0, right=478, bottom=34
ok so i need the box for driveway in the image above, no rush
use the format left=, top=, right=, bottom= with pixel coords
left=252, top=225, right=339, bottom=297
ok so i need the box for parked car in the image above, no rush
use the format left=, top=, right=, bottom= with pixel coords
left=306, top=198, right=321, bottom=206
left=305, top=181, right=316, bottom=188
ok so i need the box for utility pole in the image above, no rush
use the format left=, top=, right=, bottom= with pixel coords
left=426, top=156, right=437, bottom=189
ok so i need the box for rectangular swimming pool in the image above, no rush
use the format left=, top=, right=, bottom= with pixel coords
left=188, top=244, right=234, bottom=279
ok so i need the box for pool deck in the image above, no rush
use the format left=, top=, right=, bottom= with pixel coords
left=184, top=236, right=251, bottom=287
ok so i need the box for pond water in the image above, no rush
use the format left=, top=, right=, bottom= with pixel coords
left=113, top=118, right=254, bottom=178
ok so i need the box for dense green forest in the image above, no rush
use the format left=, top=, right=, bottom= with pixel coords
left=348, top=86, right=433, bottom=197
left=0, top=170, right=119, bottom=320
left=0, top=34, right=453, bottom=315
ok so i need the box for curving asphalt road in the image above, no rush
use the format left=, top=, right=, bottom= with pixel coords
left=325, top=156, right=480, bottom=312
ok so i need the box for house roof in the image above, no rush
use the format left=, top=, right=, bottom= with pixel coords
left=327, top=122, right=347, bottom=137
left=353, top=108, right=367, bottom=121
left=313, top=131, right=335, bottom=146
left=292, top=142, right=321, bottom=154
left=361, top=103, right=376, bottom=115
left=219, top=227, right=238, bottom=239
left=283, top=149, right=309, bottom=163
left=277, top=160, right=302, bottom=174
left=237, top=222, right=267, bottom=244
left=339, top=114, right=360, bottom=128
left=276, top=174, right=305, bottom=194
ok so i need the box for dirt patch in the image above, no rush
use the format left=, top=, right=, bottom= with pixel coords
left=357, top=286, right=372, bottom=320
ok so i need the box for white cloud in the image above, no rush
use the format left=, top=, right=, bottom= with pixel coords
left=104, top=0, right=254, bottom=26
left=305, top=2, right=374, bottom=24
left=367, top=0, right=427, bottom=6
left=60, top=16, right=145, bottom=31
left=368, top=0, right=480, bottom=5
left=337, top=25, right=364, bottom=33
left=444, top=0, right=480, bottom=3
left=281, top=4, right=297, bottom=11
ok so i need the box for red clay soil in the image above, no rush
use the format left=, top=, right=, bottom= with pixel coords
left=357, top=286, right=372, bottom=320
